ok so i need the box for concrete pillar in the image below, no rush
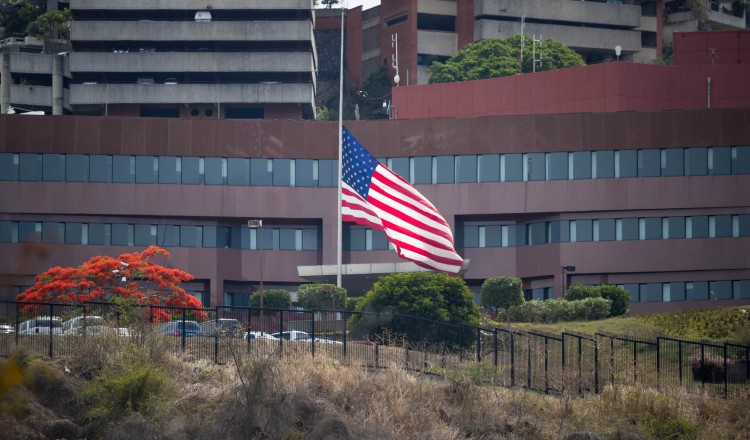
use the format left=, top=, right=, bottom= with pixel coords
left=52, top=55, right=63, bottom=115
left=1, top=53, right=10, bottom=114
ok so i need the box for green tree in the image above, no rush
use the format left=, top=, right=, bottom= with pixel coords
left=479, top=276, right=523, bottom=319
left=26, top=8, right=69, bottom=40
left=354, top=272, right=480, bottom=346
left=428, top=35, right=585, bottom=84
left=597, top=284, right=630, bottom=317
left=564, top=284, right=599, bottom=301
left=249, top=289, right=292, bottom=314
left=0, top=1, right=42, bottom=38
left=297, top=284, right=347, bottom=311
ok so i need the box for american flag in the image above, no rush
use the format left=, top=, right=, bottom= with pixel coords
left=341, top=127, right=464, bottom=274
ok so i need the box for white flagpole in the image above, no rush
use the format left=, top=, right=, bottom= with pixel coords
left=336, top=3, right=345, bottom=288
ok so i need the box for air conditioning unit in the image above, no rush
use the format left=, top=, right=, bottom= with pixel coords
left=195, top=11, right=212, bottom=22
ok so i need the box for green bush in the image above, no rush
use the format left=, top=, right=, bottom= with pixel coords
left=508, top=300, right=544, bottom=323
left=249, top=289, right=292, bottom=315
left=597, top=284, right=630, bottom=316
left=480, top=276, right=524, bottom=312
left=564, top=285, right=599, bottom=301
left=570, top=297, right=611, bottom=321
left=297, top=284, right=347, bottom=311
left=508, top=298, right=611, bottom=323
left=540, top=299, right=575, bottom=323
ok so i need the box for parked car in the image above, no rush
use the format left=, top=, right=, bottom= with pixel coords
left=0, top=324, right=15, bottom=334
left=156, top=320, right=201, bottom=337
left=271, top=330, right=310, bottom=341
left=297, top=335, right=342, bottom=345
left=199, top=318, right=243, bottom=337
left=62, top=316, right=109, bottom=335
left=18, top=317, right=63, bottom=335
left=244, top=331, right=278, bottom=340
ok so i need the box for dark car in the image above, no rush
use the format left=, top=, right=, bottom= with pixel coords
left=156, top=320, right=201, bottom=337
left=199, top=318, right=243, bottom=337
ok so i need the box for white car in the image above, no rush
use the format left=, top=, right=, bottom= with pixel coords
left=270, top=330, right=310, bottom=341
left=62, top=316, right=130, bottom=336
left=244, top=331, right=278, bottom=340
left=18, top=316, right=63, bottom=335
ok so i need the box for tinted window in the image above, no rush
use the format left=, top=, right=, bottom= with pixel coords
left=66, top=154, right=88, bottom=182
left=279, top=229, right=297, bottom=250
left=641, top=283, right=662, bottom=302
left=571, top=151, right=591, bottom=179
left=638, top=149, right=660, bottom=177
left=111, top=224, right=133, bottom=246
left=227, top=158, right=250, bottom=186
left=524, top=153, right=545, bottom=181
left=296, top=159, right=316, bottom=187
left=135, top=156, right=157, bottom=183
left=180, top=226, right=203, bottom=247
left=18, top=221, right=41, bottom=242
left=661, top=149, right=683, bottom=177
left=371, top=229, right=388, bottom=250
left=433, top=156, right=455, bottom=184
left=411, top=157, right=431, bottom=184
left=478, top=154, right=500, bottom=182
left=685, top=147, right=708, bottom=176
left=738, top=215, right=750, bottom=237
left=686, top=281, right=708, bottom=300
left=711, top=215, right=732, bottom=237
left=88, top=223, right=110, bottom=245
left=623, top=284, right=639, bottom=302
left=574, top=219, right=593, bottom=242
left=485, top=225, right=503, bottom=247
left=0, top=153, right=19, bottom=180
left=250, top=158, right=272, bottom=186
left=90, top=155, right=112, bottom=183
left=593, top=150, right=615, bottom=178
left=597, top=218, right=616, bottom=241
left=688, top=216, right=709, bottom=238
left=732, top=146, right=750, bottom=174
left=463, top=225, right=479, bottom=248
left=709, top=147, right=731, bottom=175
left=158, top=156, right=179, bottom=184
left=113, top=155, right=135, bottom=183
left=549, top=220, right=570, bottom=243
left=547, top=152, right=568, bottom=180
left=204, top=157, right=226, bottom=185
left=456, top=155, right=477, bottom=183
left=65, top=223, right=85, bottom=244
left=735, top=280, right=750, bottom=299
left=19, top=153, right=42, bottom=181
left=667, top=282, right=686, bottom=301
left=318, top=160, right=337, bottom=187
left=43, top=154, right=65, bottom=181
left=203, top=226, right=229, bottom=248
left=388, top=157, right=410, bottom=181
left=528, top=222, right=546, bottom=245
left=709, top=280, right=732, bottom=300
left=616, top=150, right=637, bottom=178
left=157, top=225, right=180, bottom=247
left=42, top=222, right=64, bottom=244
left=134, top=224, right=157, bottom=246
left=302, top=228, right=319, bottom=251
left=230, top=227, right=250, bottom=249
left=181, top=157, right=203, bottom=184
left=273, top=159, right=292, bottom=186
left=640, top=217, right=662, bottom=240
left=618, top=218, right=639, bottom=240
left=0, top=221, right=14, bottom=242
left=503, top=154, right=522, bottom=182
left=347, top=228, right=366, bottom=250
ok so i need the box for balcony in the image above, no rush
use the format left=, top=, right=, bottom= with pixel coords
left=71, top=21, right=313, bottom=43
left=475, top=0, right=641, bottom=28
left=10, top=86, right=71, bottom=110
left=707, top=2, right=746, bottom=29
left=416, top=30, right=457, bottom=57
left=70, top=0, right=311, bottom=11
left=7, top=53, right=53, bottom=75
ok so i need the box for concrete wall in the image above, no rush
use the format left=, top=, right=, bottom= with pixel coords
left=416, top=29, right=456, bottom=56
left=6, top=53, right=53, bottom=75
left=474, top=0, right=641, bottom=28
left=71, top=21, right=314, bottom=42
left=417, top=0, right=456, bottom=16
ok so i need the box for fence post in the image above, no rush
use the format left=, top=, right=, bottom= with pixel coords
left=510, top=332, right=515, bottom=387
left=278, top=310, right=284, bottom=358
left=527, top=337, right=532, bottom=389
left=656, top=338, right=661, bottom=390
left=610, top=337, right=615, bottom=386
left=213, top=307, right=219, bottom=364
left=701, top=344, right=705, bottom=389
left=311, top=310, right=315, bottom=358
left=49, top=303, right=54, bottom=358
left=544, top=336, right=549, bottom=394
left=678, top=340, right=683, bottom=385
left=246, top=307, right=252, bottom=352
left=561, top=333, right=566, bottom=370
left=594, top=336, right=599, bottom=394
left=181, top=309, right=187, bottom=351
left=342, top=311, right=347, bottom=358
left=15, top=302, right=19, bottom=348
left=723, top=345, right=728, bottom=399
left=375, top=340, right=379, bottom=369
left=476, top=328, right=481, bottom=363
left=493, top=329, right=498, bottom=368
left=578, top=336, right=583, bottom=395
left=633, top=341, right=638, bottom=383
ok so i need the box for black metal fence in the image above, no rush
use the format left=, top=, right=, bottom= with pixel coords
left=1, top=301, right=748, bottom=398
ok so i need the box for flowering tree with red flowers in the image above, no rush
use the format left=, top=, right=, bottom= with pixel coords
left=17, top=246, right=206, bottom=322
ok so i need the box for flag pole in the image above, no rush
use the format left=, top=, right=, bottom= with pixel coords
left=336, top=3, right=345, bottom=288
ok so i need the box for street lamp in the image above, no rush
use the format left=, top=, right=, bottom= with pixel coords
left=561, top=265, right=576, bottom=296
left=247, top=220, right=264, bottom=310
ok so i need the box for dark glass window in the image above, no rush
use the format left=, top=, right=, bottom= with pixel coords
left=204, top=157, right=226, bottom=185
left=550, top=220, right=570, bottom=243
left=686, top=281, right=709, bottom=300
left=66, top=154, right=88, bottom=182
left=667, top=282, right=686, bottom=301
left=641, top=217, right=662, bottom=240
left=43, top=154, right=65, bottom=181
left=619, top=218, right=639, bottom=240
left=158, top=156, right=179, bottom=184
left=230, top=227, right=251, bottom=249
left=507, top=224, right=526, bottom=247
left=709, top=280, right=732, bottom=300
left=572, top=151, right=591, bottom=179
left=623, top=284, right=640, bottom=302
left=456, top=155, right=477, bottom=183
left=296, top=159, right=316, bottom=187
left=594, top=150, right=615, bottom=178
left=18, top=221, right=41, bottom=242
left=574, top=219, right=593, bottom=242
left=434, top=156, right=455, bottom=184
left=689, top=215, right=709, bottom=238
left=134, top=224, right=156, bottom=246
left=547, top=152, right=568, bottom=180
left=462, top=225, right=479, bottom=248
left=371, top=229, right=388, bottom=250
left=203, top=226, right=229, bottom=248
left=135, top=156, right=157, bottom=184
left=661, top=149, right=683, bottom=176
left=711, top=215, right=732, bottom=237
left=181, top=157, right=203, bottom=184
left=273, top=159, right=292, bottom=186
left=111, top=224, right=133, bottom=246
left=732, top=146, right=750, bottom=174
left=528, top=222, right=546, bottom=245
left=302, top=228, right=319, bottom=251
left=259, top=227, right=274, bottom=250
left=389, top=157, right=410, bottom=181
left=735, top=280, right=750, bottom=299
left=157, top=225, right=180, bottom=247
left=88, top=223, right=110, bottom=245
left=709, top=147, right=731, bottom=175
left=89, top=155, right=112, bottom=183
left=0, top=153, right=19, bottom=180
left=666, top=216, right=685, bottom=239
left=347, top=228, right=366, bottom=250
left=411, top=157, right=432, bottom=184
left=738, top=215, right=750, bottom=237
left=113, top=155, right=135, bottom=183
left=0, top=221, right=16, bottom=242
left=19, top=153, right=42, bottom=181
left=319, top=160, right=337, bottom=187
left=227, top=158, right=250, bottom=186
left=524, top=153, right=545, bottom=181
left=597, top=219, right=616, bottom=241
left=180, top=226, right=202, bottom=247
left=250, top=158, right=272, bottom=186
left=638, top=149, right=660, bottom=177
left=279, top=229, right=297, bottom=250
left=641, top=283, right=662, bottom=302
left=616, top=150, right=637, bottom=178
left=42, top=222, right=64, bottom=244
left=485, top=225, right=503, bottom=247
left=478, top=154, right=500, bottom=182
left=685, top=147, right=708, bottom=176
left=65, top=223, right=84, bottom=244
left=503, top=154, right=523, bottom=182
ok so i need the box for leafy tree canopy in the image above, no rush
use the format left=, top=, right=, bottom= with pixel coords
left=297, top=283, right=347, bottom=311
left=428, top=35, right=585, bottom=84
left=17, top=246, right=205, bottom=321
left=249, top=289, right=292, bottom=313
left=480, top=276, right=524, bottom=311
left=0, top=0, right=42, bottom=38
left=27, top=8, right=69, bottom=40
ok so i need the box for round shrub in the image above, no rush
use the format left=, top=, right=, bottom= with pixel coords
left=570, top=297, right=611, bottom=321
left=596, top=285, right=630, bottom=316
left=508, top=300, right=544, bottom=323
left=480, top=276, right=524, bottom=311
left=564, top=285, right=599, bottom=301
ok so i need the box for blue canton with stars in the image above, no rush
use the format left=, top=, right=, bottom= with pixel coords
left=342, top=127, right=379, bottom=200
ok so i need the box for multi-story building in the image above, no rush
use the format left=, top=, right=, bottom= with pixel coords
left=664, top=0, right=749, bottom=46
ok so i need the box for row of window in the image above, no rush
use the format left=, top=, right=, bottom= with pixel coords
left=2, top=146, right=748, bottom=187
left=524, top=280, right=750, bottom=303
left=462, top=214, right=750, bottom=248
left=0, top=221, right=320, bottom=251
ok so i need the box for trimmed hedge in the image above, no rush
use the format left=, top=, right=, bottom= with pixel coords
left=564, top=284, right=630, bottom=317
left=508, top=297, right=611, bottom=323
